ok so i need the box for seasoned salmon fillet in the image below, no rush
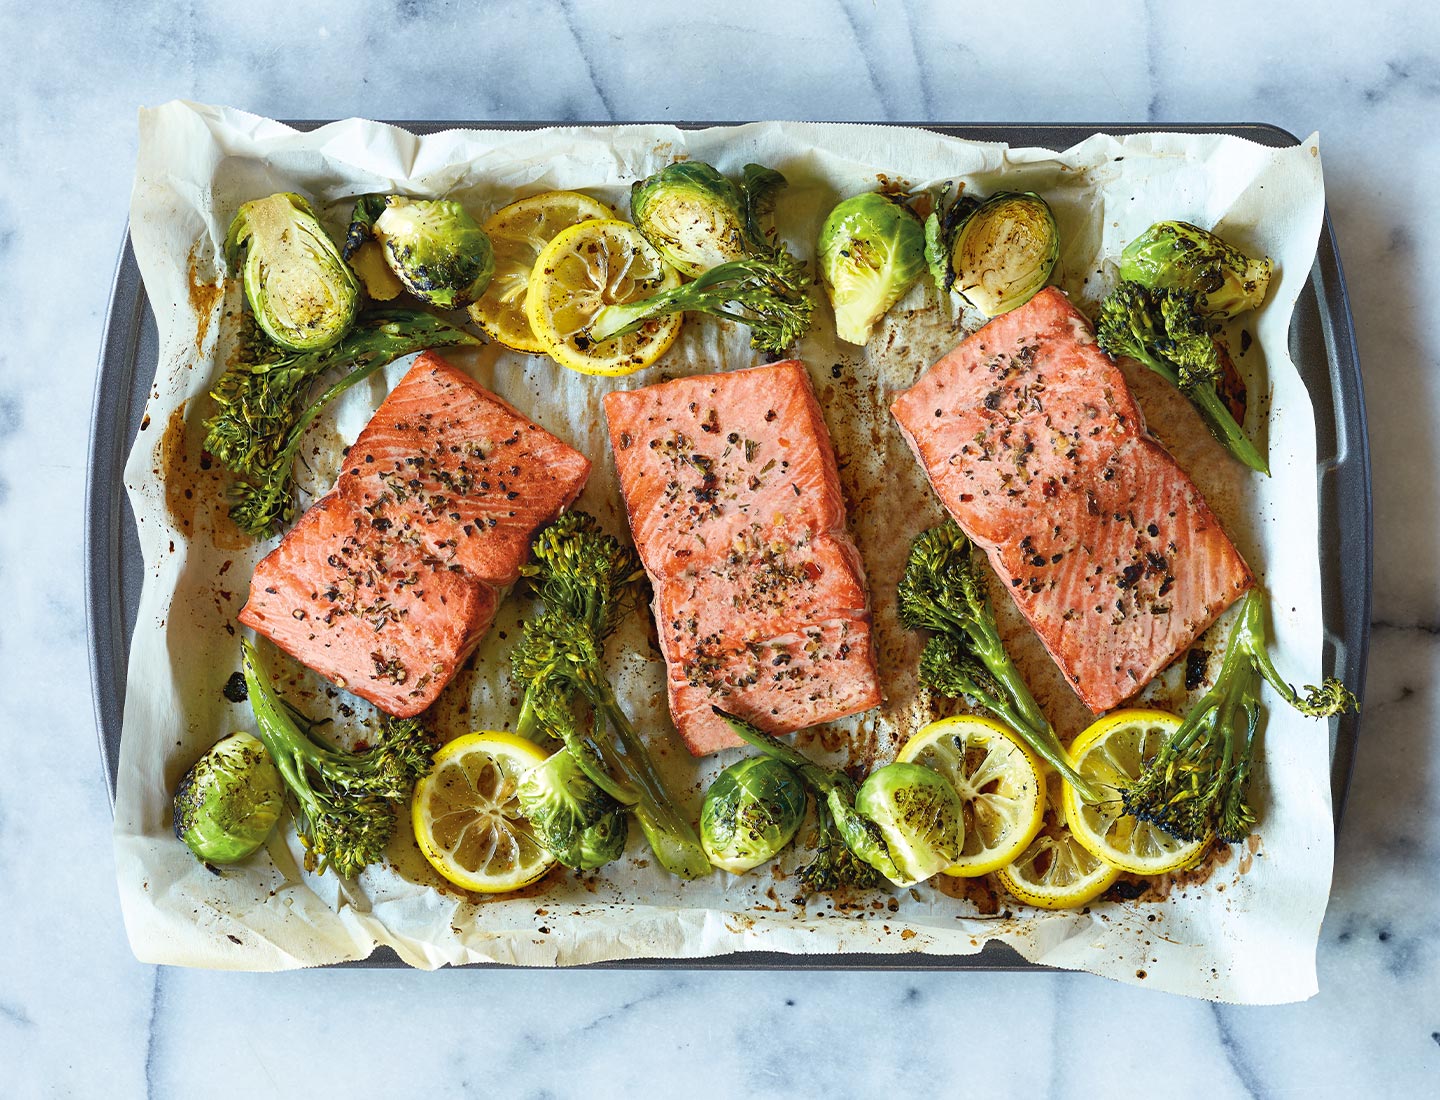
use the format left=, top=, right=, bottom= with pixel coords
left=237, top=493, right=496, bottom=716
left=605, top=360, right=881, bottom=755
left=890, top=288, right=1252, bottom=713
left=240, top=353, right=591, bottom=716
left=337, top=354, right=592, bottom=588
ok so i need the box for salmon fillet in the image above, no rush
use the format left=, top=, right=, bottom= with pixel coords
left=605, top=360, right=881, bottom=755
left=890, top=287, right=1253, bottom=713
left=239, top=353, right=590, bottom=716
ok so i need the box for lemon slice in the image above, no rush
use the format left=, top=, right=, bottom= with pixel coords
left=524, top=218, right=683, bottom=375
left=995, top=824, right=1120, bottom=909
left=897, top=715, right=1044, bottom=877
left=467, top=191, right=614, bottom=352
left=1061, top=708, right=1212, bottom=875
left=411, top=731, right=555, bottom=893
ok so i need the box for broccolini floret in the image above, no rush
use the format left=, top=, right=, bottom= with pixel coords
left=1122, top=590, right=1355, bottom=843
left=240, top=638, right=433, bottom=878
left=897, top=522, right=1104, bottom=803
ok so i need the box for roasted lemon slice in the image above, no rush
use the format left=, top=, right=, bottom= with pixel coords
left=897, top=715, right=1044, bottom=877
left=524, top=218, right=683, bottom=375
left=995, top=823, right=1120, bottom=909
left=467, top=191, right=614, bottom=352
left=411, top=731, right=555, bottom=893
left=1061, top=708, right=1212, bottom=876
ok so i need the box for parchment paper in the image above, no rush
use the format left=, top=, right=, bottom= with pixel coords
left=116, top=101, right=1330, bottom=1002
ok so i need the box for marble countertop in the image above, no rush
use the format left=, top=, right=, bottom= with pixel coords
left=4, top=0, right=1437, bottom=1094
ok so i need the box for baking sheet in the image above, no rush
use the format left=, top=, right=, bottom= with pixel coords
left=95, top=107, right=1365, bottom=1002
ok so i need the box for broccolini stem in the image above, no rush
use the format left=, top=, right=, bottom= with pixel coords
left=1187, top=383, right=1269, bottom=475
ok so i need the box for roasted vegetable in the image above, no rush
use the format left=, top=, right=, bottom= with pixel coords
left=346, top=195, right=495, bottom=309
left=926, top=191, right=1058, bottom=316
left=225, top=192, right=360, bottom=352
left=715, top=709, right=958, bottom=889
left=592, top=162, right=812, bottom=354
left=816, top=191, right=927, bottom=344
left=172, top=731, right=283, bottom=864
left=700, top=756, right=807, bottom=873
left=1122, top=590, right=1355, bottom=844
left=1095, top=280, right=1268, bottom=474
left=240, top=639, right=433, bottom=878
left=204, top=309, right=482, bottom=537
left=898, top=522, right=1104, bottom=803
left=517, top=747, right=628, bottom=871
left=1119, top=220, right=1272, bottom=319
left=511, top=511, right=711, bottom=880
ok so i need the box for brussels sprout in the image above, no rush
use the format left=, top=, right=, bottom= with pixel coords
left=944, top=191, right=1058, bottom=317
left=1119, top=220, right=1273, bottom=319
left=369, top=196, right=495, bottom=309
left=225, top=192, right=360, bottom=352
left=817, top=191, right=927, bottom=345
left=172, top=731, right=284, bottom=864
left=853, top=762, right=963, bottom=885
left=630, top=162, right=750, bottom=277
left=518, top=747, right=628, bottom=871
left=700, top=756, right=806, bottom=873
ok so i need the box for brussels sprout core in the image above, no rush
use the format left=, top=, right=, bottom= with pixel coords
left=173, top=731, right=284, bottom=864
left=374, top=197, right=495, bottom=309
left=948, top=192, right=1059, bottom=317
left=854, top=762, right=963, bottom=885
left=817, top=191, right=927, bottom=345
left=701, top=756, right=806, bottom=873
left=224, top=192, right=360, bottom=352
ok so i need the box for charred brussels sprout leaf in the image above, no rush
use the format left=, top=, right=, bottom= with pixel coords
left=854, top=762, right=963, bottom=884
left=630, top=162, right=749, bottom=277
left=173, top=731, right=284, bottom=864
left=225, top=192, right=360, bottom=352
left=700, top=756, right=806, bottom=873
left=817, top=191, right=927, bottom=345
left=943, top=191, right=1058, bottom=317
left=1119, top=220, right=1273, bottom=319
left=363, top=196, right=495, bottom=309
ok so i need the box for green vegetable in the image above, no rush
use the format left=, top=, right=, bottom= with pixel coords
left=345, top=195, right=495, bottom=309
left=204, top=309, right=482, bottom=537
left=630, top=162, right=750, bottom=277
left=240, top=638, right=433, bottom=878
left=925, top=191, right=1057, bottom=316
left=1095, top=280, right=1268, bottom=474
left=225, top=192, right=360, bottom=352
left=172, top=731, right=283, bottom=864
left=1122, top=590, right=1355, bottom=844
left=716, top=709, right=941, bottom=889
left=593, top=161, right=813, bottom=354
left=517, top=747, right=628, bottom=871
left=1119, top=220, right=1273, bottom=319
left=700, top=756, right=807, bottom=873
left=511, top=511, right=711, bottom=880
left=816, top=191, right=927, bottom=345
left=854, top=762, right=963, bottom=883
left=898, top=522, right=1104, bottom=803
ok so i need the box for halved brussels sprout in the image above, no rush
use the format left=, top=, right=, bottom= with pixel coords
left=1119, top=220, right=1273, bottom=319
left=817, top=191, right=927, bottom=345
left=173, top=731, right=284, bottom=865
left=630, top=162, right=749, bottom=277
left=700, top=756, right=806, bottom=873
left=854, top=762, right=963, bottom=884
left=225, top=192, right=360, bottom=352
left=947, top=191, right=1058, bottom=317
left=370, top=197, right=495, bottom=309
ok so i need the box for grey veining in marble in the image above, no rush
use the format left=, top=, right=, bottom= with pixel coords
left=2, top=0, right=1438, bottom=1095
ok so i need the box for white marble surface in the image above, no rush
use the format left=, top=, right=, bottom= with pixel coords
left=3, top=0, right=1438, bottom=1094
